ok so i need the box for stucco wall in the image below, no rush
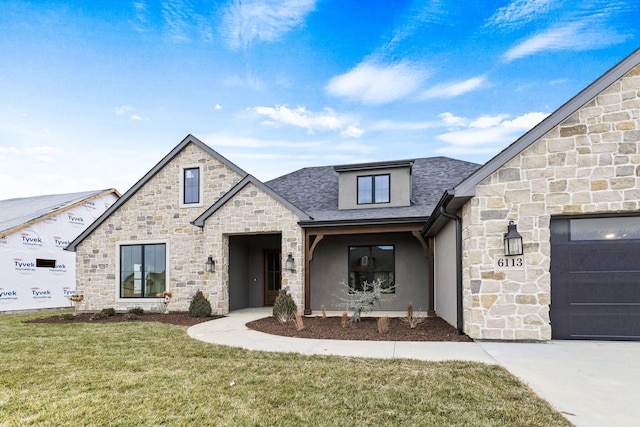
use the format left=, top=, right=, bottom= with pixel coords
left=434, top=219, right=458, bottom=328
left=338, top=167, right=411, bottom=209
left=75, top=142, right=305, bottom=314
left=462, top=64, right=640, bottom=340
left=309, top=233, right=428, bottom=311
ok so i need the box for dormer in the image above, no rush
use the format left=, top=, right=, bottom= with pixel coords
left=335, top=160, right=413, bottom=210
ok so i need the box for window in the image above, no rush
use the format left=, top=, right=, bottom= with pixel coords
left=570, top=216, right=640, bottom=241
left=36, top=259, right=56, bottom=268
left=120, top=244, right=166, bottom=298
left=348, top=245, right=395, bottom=292
left=357, top=174, right=390, bottom=204
left=184, top=167, right=200, bottom=204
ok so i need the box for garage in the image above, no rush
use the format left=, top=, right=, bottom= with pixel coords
left=550, top=216, right=640, bottom=340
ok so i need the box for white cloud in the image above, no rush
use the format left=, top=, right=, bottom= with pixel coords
left=161, top=0, right=193, bottom=42
left=326, top=60, right=429, bottom=105
left=115, top=105, right=133, bottom=115
left=438, top=112, right=469, bottom=127
left=420, top=76, right=486, bottom=99
left=340, top=125, right=364, bottom=139
left=250, top=105, right=363, bottom=137
left=253, top=105, right=341, bottom=131
left=382, top=0, right=448, bottom=52
left=220, top=0, right=317, bottom=50
left=370, top=120, right=439, bottom=131
left=503, top=19, right=630, bottom=61
left=485, top=0, right=556, bottom=29
left=214, top=104, right=223, bottom=110
left=435, top=112, right=548, bottom=154
left=469, top=114, right=510, bottom=129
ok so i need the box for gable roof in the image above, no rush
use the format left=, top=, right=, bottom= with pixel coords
left=66, top=134, right=248, bottom=251
left=192, top=174, right=312, bottom=227
left=267, top=157, right=480, bottom=227
left=424, top=48, right=640, bottom=236
left=0, top=189, right=120, bottom=238
left=456, top=48, right=640, bottom=198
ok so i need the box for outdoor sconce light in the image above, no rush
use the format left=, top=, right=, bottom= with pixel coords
left=205, top=256, right=215, bottom=272
left=504, top=221, right=523, bottom=256
left=285, top=253, right=295, bottom=271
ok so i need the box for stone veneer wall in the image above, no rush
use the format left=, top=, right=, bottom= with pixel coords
left=462, top=65, right=640, bottom=340
left=201, top=182, right=305, bottom=311
left=75, top=142, right=305, bottom=314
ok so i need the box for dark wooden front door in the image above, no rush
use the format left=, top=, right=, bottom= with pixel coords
left=264, top=249, right=282, bottom=306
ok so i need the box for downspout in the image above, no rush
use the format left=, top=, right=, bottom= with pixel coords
left=439, top=204, right=464, bottom=335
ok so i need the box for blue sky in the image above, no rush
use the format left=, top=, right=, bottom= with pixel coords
left=1, top=0, right=638, bottom=199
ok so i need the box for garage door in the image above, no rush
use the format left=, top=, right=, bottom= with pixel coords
left=550, top=217, right=640, bottom=340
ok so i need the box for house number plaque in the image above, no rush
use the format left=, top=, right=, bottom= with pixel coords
left=494, top=256, right=525, bottom=270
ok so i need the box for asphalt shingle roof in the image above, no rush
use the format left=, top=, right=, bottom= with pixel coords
left=266, top=157, right=480, bottom=223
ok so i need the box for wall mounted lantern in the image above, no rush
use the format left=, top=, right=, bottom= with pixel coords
left=205, top=256, right=215, bottom=272
left=504, top=221, right=523, bottom=256
left=285, top=253, right=295, bottom=271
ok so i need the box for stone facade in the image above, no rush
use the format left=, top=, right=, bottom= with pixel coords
left=75, top=142, right=305, bottom=313
left=462, top=64, right=640, bottom=340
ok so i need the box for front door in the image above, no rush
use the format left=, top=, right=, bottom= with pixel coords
left=264, top=249, right=282, bottom=306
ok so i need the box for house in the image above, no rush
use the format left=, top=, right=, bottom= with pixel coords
left=66, top=137, right=478, bottom=315
left=0, top=189, right=119, bottom=311
left=68, top=47, right=639, bottom=341
left=424, top=48, right=640, bottom=341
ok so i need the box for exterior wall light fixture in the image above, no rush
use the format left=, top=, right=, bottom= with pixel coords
left=205, top=256, right=215, bottom=272
left=504, top=221, right=523, bottom=256
left=285, top=253, right=295, bottom=271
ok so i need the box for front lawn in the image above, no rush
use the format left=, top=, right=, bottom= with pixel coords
left=0, top=311, right=570, bottom=426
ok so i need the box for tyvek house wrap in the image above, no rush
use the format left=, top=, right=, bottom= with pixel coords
left=0, top=192, right=117, bottom=312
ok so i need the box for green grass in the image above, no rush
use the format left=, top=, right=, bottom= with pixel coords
left=0, top=311, right=570, bottom=426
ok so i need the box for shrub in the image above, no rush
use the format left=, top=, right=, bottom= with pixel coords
left=272, top=289, right=297, bottom=323
left=128, top=307, right=144, bottom=315
left=100, top=307, right=116, bottom=317
left=401, top=302, right=426, bottom=329
left=189, top=290, right=212, bottom=318
left=125, top=313, right=138, bottom=320
left=339, top=278, right=394, bottom=322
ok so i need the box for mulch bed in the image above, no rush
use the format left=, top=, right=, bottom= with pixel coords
left=26, top=312, right=472, bottom=342
left=247, top=316, right=472, bottom=342
left=25, top=312, right=222, bottom=327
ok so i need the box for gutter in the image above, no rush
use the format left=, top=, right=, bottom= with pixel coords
left=437, top=196, right=464, bottom=336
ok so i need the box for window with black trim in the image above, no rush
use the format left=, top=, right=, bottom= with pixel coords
left=348, top=245, right=395, bottom=292
left=120, top=243, right=166, bottom=298
left=357, top=174, right=390, bottom=204
left=184, top=167, right=200, bottom=204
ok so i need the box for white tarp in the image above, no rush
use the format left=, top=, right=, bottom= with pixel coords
left=0, top=193, right=117, bottom=311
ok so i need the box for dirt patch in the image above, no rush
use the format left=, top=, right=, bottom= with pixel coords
left=247, top=316, right=472, bottom=342
left=25, top=312, right=222, bottom=327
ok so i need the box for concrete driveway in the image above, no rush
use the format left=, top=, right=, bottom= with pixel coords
left=478, top=341, right=640, bottom=427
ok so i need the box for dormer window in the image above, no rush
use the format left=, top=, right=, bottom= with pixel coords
left=357, top=174, right=390, bottom=205
left=335, top=160, right=412, bottom=210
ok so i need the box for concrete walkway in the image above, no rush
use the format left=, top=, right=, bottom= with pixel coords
left=187, top=308, right=640, bottom=427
